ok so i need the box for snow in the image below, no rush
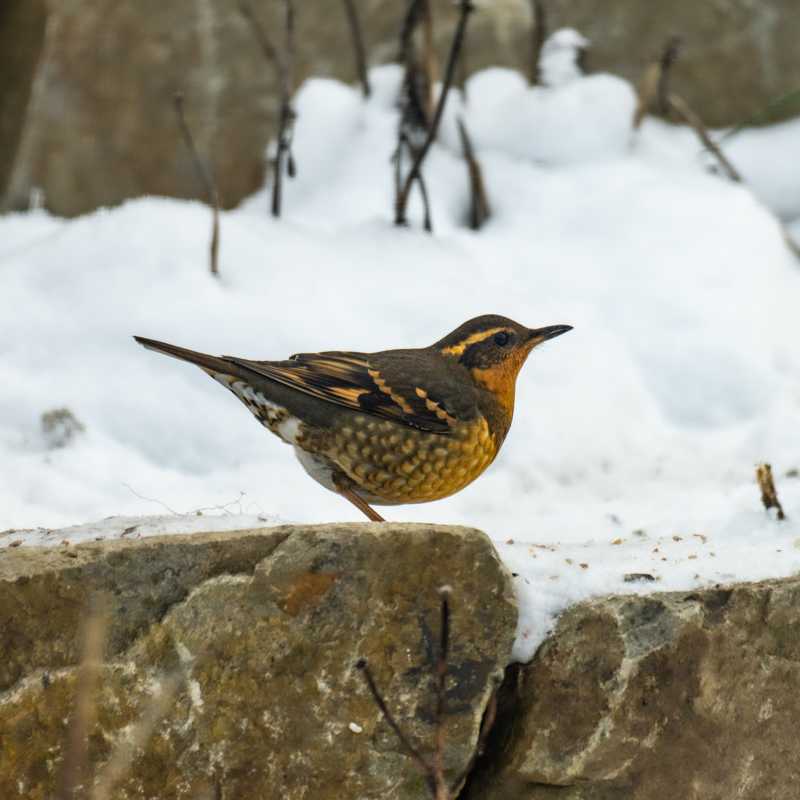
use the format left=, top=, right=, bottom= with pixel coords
left=2, top=55, right=800, bottom=663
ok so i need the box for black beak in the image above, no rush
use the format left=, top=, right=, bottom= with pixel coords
left=527, top=324, right=573, bottom=343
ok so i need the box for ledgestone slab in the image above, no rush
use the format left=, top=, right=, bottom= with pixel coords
left=465, top=577, right=800, bottom=800
left=0, top=523, right=517, bottom=800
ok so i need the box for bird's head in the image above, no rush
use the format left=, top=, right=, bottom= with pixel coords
left=435, top=314, right=572, bottom=420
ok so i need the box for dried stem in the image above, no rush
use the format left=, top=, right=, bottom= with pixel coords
left=342, top=0, right=371, bottom=98
left=756, top=463, right=786, bottom=521
left=667, top=93, right=742, bottom=182
left=357, top=591, right=491, bottom=799
left=237, top=0, right=282, bottom=74
left=173, top=92, right=220, bottom=276
left=633, top=35, right=680, bottom=130
left=356, top=659, right=436, bottom=793
left=780, top=224, right=800, bottom=261
left=238, top=0, right=297, bottom=217
left=92, top=673, right=182, bottom=800
left=395, top=0, right=475, bottom=227
left=528, top=0, right=547, bottom=85
left=57, top=599, right=109, bottom=800
left=433, top=588, right=451, bottom=799
left=657, top=36, right=682, bottom=115
left=457, top=116, right=490, bottom=230
left=272, top=0, right=297, bottom=216
left=420, top=0, right=438, bottom=121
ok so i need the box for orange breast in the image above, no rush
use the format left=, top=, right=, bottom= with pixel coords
left=310, top=415, right=499, bottom=504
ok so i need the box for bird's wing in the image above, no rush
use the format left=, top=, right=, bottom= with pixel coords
left=226, top=351, right=459, bottom=434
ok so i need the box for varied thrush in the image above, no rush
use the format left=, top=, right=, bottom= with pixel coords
left=134, top=315, right=571, bottom=521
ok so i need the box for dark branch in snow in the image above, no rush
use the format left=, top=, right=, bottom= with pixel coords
left=173, top=92, right=220, bottom=276
left=756, top=463, right=786, bottom=520
left=632, top=38, right=741, bottom=183
left=667, top=94, right=742, bottom=182
left=457, top=116, right=490, bottom=230
left=238, top=0, right=297, bottom=217
left=395, top=0, right=475, bottom=228
left=657, top=35, right=682, bottom=115
left=528, top=0, right=547, bottom=85
left=342, top=0, right=371, bottom=98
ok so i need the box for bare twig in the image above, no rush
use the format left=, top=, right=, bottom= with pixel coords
left=657, top=36, right=682, bottom=115
left=272, top=0, right=297, bottom=216
left=356, top=659, right=436, bottom=793
left=92, top=673, right=182, bottom=800
left=780, top=224, right=800, bottom=261
left=237, top=0, right=282, bottom=73
left=633, top=36, right=680, bottom=129
left=395, top=0, right=475, bottom=227
left=357, top=590, right=500, bottom=799
left=528, top=0, right=547, bottom=85
left=420, top=0, right=438, bottom=121
left=238, top=0, right=297, bottom=217
left=667, top=93, right=742, bottom=182
left=342, top=0, right=371, bottom=98
left=632, top=37, right=741, bottom=183
left=457, top=117, right=490, bottom=230
left=756, top=463, right=786, bottom=520
left=57, top=598, right=109, bottom=800
left=173, top=92, right=220, bottom=276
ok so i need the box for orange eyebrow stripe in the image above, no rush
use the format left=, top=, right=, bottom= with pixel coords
left=440, top=327, right=507, bottom=357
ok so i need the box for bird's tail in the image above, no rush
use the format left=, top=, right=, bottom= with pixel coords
left=133, top=336, right=236, bottom=375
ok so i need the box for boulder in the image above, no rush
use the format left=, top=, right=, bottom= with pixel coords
left=0, top=523, right=517, bottom=799
left=464, top=577, right=800, bottom=799
left=1, top=0, right=798, bottom=216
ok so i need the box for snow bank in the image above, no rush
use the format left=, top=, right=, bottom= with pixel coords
left=2, top=62, right=799, bottom=662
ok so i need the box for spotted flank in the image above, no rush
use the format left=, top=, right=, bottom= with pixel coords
left=210, top=372, right=302, bottom=445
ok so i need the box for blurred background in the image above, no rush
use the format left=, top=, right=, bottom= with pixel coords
left=1, top=0, right=799, bottom=557
left=2, top=0, right=800, bottom=216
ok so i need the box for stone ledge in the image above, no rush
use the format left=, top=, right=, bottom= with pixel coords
left=465, top=575, right=800, bottom=800
left=0, top=523, right=517, bottom=799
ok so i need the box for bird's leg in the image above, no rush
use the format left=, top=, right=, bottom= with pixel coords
left=333, top=473, right=385, bottom=522
left=339, top=487, right=386, bottom=522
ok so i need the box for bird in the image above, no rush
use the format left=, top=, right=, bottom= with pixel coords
left=134, top=315, right=571, bottom=521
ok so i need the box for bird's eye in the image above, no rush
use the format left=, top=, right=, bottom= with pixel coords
left=494, top=331, right=511, bottom=347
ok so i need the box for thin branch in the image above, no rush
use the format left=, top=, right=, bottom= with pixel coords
left=395, top=0, right=475, bottom=227
left=657, top=36, right=682, bottom=115
left=667, top=93, right=742, bottom=182
left=780, top=224, right=800, bottom=261
left=457, top=116, right=490, bottom=230
left=342, top=0, right=371, bottom=98
left=356, top=659, right=436, bottom=793
left=433, top=587, right=451, bottom=799
left=756, top=463, right=786, bottom=521
left=633, top=36, right=680, bottom=130
left=237, top=0, right=282, bottom=75
left=57, top=598, right=109, bottom=800
left=238, top=0, right=297, bottom=217
left=528, top=0, right=547, bottom=85
left=272, top=0, right=297, bottom=216
left=92, top=673, right=182, bottom=800
left=420, top=0, right=437, bottom=121
left=173, top=92, right=220, bottom=276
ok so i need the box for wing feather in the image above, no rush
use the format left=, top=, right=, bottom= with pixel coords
left=226, top=352, right=454, bottom=433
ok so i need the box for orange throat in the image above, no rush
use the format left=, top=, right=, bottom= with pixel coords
left=470, top=363, right=518, bottom=429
